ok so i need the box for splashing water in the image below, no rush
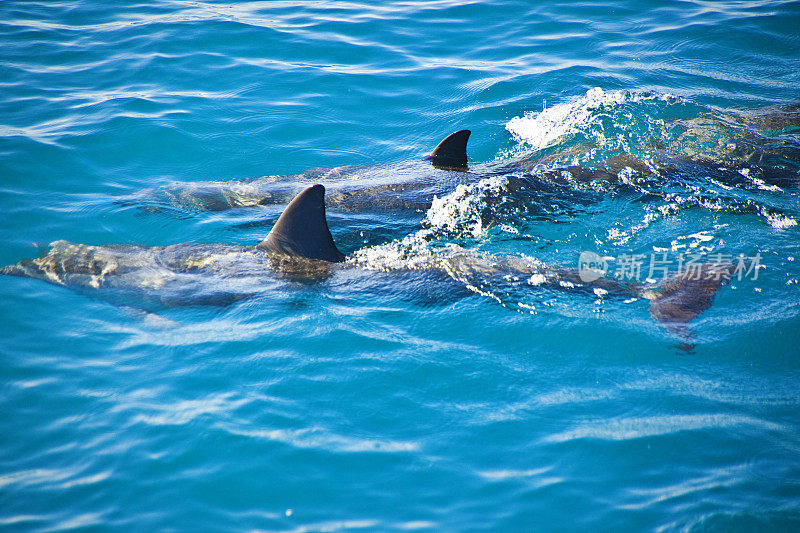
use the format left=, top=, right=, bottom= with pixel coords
left=505, top=87, right=681, bottom=154
left=502, top=88, right=800, bottom=230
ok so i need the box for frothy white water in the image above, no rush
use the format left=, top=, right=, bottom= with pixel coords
left=505, top=87, right=679, bottom=151
left=349, top=176, right=549, bottom=291
left=349, top=176, right=515, bottom=273
left=425, top=176, right=510, bottom=238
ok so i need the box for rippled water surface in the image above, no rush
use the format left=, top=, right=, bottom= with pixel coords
left=2, top=1, right=800, bottom=531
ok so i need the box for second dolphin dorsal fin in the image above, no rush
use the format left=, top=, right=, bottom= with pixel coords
left=257, top=184, right=345, bottom=263
left=426, top=129, right=470, bottom=169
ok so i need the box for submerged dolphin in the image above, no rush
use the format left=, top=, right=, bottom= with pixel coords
left=4, top=185, right=732, bottom=327
left=126, top=130, right=475, bottom=214
left=125, top=101, right=800, bottom=224
left=127, top=128, right=661, bottom=215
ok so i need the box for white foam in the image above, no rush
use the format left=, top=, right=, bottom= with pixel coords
left=505, top=87, right=677, bottom=151
left=424, top=176, right=509, bottom=238
left=527, top=274, right=547, bottom=286
left=348, top=233, right=444, bottom=273
left=764, top=211, right=798, bottom=229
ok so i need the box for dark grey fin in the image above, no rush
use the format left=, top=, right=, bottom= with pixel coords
left=257, top=184, right=345, bottom=263
left=644, top=263, right=734, bottom=324
left=426, top=129, right=470, bottom=169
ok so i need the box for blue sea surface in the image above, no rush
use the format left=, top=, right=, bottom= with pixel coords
left=2, top=1, right=800, bottom=531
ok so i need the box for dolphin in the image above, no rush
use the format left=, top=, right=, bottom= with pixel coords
left=125, top=130, right=476, bottom=214
left=124, top=103, right=799, bottom=225
left=126, top=128, right=672, bottom=216
left=3, top=185, right=733, bottom=328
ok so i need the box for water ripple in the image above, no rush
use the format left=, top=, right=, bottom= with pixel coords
left=543, top=414, right=784, bottom=443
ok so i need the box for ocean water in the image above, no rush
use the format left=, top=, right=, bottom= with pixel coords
left=2, top=0, right=800, bottom=531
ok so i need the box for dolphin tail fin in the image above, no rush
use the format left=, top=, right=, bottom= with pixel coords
left=257, top=184, right=345, bottom=263
left=644, top=263, right=734, bottom=324
left=427, top=129, right=471, bottom=169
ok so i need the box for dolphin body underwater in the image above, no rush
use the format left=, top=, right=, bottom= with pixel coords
left=3, top=184, right=733, bottom=328
left=125, top=103, right=800, bottom=218
left=127, top=129, right=662, bottom=215
left=126, top=129, right=654, bottom=215
left=128, top=130, right=477, bottom=214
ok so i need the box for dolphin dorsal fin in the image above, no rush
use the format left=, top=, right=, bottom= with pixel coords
left=257, top=184, right=345, bottom=262
left=427, top=129, right=470, bottom=169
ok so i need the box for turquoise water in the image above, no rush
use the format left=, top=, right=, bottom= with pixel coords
left=2, top=0, right=800, bottom=530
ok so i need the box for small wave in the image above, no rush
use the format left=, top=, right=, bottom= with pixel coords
left=505, top=87, right=679, bottom=152
left=0, top=467, right=111, bottom=491
left=502, top=88, right=800, bottom=235
left=763, top=210, right=798, bottom=229
left=123, top=391, right=249, bottom=427
left=225, top=425, right=419, bottom=453
left=543, top=414, right=783, bottom=443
